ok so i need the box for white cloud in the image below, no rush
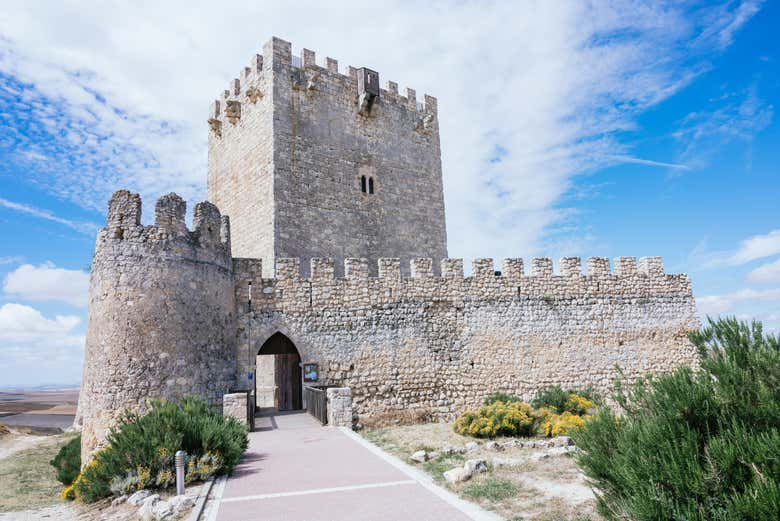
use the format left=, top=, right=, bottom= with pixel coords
left=0, top=302, right=81, bottom=344
left=0, top=196, right=98, bottom=235
left=748, top=258, right=780, bottom=284
left=695, top=229, right=780, bottom=268
left=0, top=2, right=761, bottom=258
left=3, top=262, right=89, bottom=307
left=697, top=288, right=780, bottom=315
left=0, top=303, right=84, bottom=386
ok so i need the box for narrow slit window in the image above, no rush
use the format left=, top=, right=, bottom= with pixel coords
left=360, top=175, right=367, bottom=193
left=368, top=177, right=374, bottom=194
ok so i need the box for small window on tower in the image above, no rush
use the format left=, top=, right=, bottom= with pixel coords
left=368, top=177, right=375, bottom=194
left=360, top=175, right=367, bottom=193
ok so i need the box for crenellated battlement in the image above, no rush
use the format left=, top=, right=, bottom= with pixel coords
left=231, top=254, right=691, bottom=315
left=208, top=36, right=437, bottom=133
left=99, top=190, right=231, bottom=264
left=233, top=255, right=673, bottom=282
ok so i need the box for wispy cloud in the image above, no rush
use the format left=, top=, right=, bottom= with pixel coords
left=695, top=229, right=780, bottom=268
left=697, top=287, right=780, bottom=315
left=606, top=155, right=690, bottom=170
left=748, top=258, right=780, bottom=284
left=0, top=196, right=98, bottom=234
left=673, top=83, right=773, bottom=168
left=0, top=255, right=23, bottom=266
left=696, top=0, right=764, bottom=50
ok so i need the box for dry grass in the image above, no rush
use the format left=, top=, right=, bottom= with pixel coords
left=362, top=422, right=601, bottom=521
left=0, top=433, right=75, bottom=512
left=358, top=408, right=436, bottom=429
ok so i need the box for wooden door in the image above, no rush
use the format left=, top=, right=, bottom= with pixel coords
left=275, top=353, right=302, bottom=410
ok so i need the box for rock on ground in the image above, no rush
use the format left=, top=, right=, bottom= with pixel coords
left=443, top=467, right=471, bottom=484
left=410, top=450, right=428, bottom=463
left=127, top=489, right=151, bottom=506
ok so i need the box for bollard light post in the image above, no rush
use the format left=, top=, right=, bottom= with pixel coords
left=175, top=450, right=186, bottom=496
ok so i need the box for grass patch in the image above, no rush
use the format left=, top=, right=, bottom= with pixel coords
left=0, top=434, right=74, bottom=511
left=422, top=453, right=465, bottom=482
left=363, top=428, right=392, bottom=449
left=462, top=476, right=518, bottom=501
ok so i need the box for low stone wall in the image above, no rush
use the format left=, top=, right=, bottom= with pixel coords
left=223, top=392, right=250, bottom=427
left=326, top=388, right=353, bottom=428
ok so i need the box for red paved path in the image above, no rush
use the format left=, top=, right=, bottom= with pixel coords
left=210, top=411, right=497, bottom=521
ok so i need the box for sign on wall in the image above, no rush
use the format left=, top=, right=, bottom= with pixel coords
left=303, top=363, right=318, bottom=383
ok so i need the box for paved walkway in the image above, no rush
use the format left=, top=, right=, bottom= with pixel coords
left=208, top=411, right=499, bottom=521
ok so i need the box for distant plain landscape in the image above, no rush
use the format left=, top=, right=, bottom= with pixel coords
left=0, top=387, right=79, bottom=433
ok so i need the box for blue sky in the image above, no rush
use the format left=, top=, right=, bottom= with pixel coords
left=0, top=1, right=778, bottom=387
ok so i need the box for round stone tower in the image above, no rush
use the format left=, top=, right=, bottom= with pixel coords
left=77, top=190, right=237, bottom=463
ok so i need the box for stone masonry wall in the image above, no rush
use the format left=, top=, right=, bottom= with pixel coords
left=207, top=43, right=275, bottom=273
left=78, top=191, right=237, bottom=464
left=234, top=256, right=699, bottom=423
left=208, top=37, right=448, bottom=277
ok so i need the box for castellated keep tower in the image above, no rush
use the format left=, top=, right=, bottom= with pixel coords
left=207, top=37, right=447, bottom=277
left=78, top=37, right=700, bottom=463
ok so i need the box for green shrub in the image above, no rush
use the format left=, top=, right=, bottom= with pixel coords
left=573, top=317, right=780, bottom=521
left=50, top=435, right=81, bottom=486
left=531, top=386, right=600, bottom=413
left=454, top=400, right=538, bottom=438
left=483, top=392, right=521, bottom=405
left=73, top=396, right=248, bottom=502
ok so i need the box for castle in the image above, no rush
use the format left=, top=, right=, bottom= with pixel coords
left=76, top=37, right=700, bottom=461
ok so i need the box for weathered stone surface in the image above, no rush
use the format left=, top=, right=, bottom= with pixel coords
left=492, top=457, right=522, bottom=468
left=552, top=436, right=573, bottom=447
left=77, top=37, right=700, bottom=461
left=464, top=458, right=488, bottom=475
left=127, top=490, right=151, bottom=506
left=169, top=495, right=195, bottom=514
left=443, top=467, right=471, bottom=484
left=208, top=37, right=446, bottom=279
left=138, top=494, right=160, bottom=520
left=548, top=446, right=577, bottom=456
left=326, top=387, right=353, bottom=428
left=465, top=442, right=480, bottom=453
left=410, top=450, right=428, bottom=463
left=77, top=189, right=237, bottom=465
left=223, top=392, right=249, bottom=426
left=151, top=499, right=173, bottom=520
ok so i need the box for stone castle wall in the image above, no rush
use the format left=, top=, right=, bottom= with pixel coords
left=78, top=191, right=238, bottom=463
left=207, top=37, right=448, bottom=277
left=233, top=256, right=699, bottom=422
left=207, top=43, right=275, bottom=274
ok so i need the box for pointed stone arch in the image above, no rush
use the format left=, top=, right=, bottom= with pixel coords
left=253, top=325, right=309, bottom=411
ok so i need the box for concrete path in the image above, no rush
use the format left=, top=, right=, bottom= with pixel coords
left=208, top=411, right=500, bottom=521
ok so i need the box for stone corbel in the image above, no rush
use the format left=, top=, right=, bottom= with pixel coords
left=226, top=100, right=241, bottom=124
left=208, top=118, right=222, bottom=137
left=245, top=86, right=263, bottom=104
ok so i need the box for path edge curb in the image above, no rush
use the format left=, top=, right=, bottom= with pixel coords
left=341, top=427, right=503, bottom=521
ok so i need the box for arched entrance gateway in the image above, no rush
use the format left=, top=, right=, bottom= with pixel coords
left=256, top=332, right=302, bottom=411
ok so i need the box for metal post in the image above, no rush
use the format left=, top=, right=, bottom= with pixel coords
left=175, top=450, right=186, bottom=496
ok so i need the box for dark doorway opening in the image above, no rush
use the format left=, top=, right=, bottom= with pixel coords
left=257, top=332, right=302, bottom=411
